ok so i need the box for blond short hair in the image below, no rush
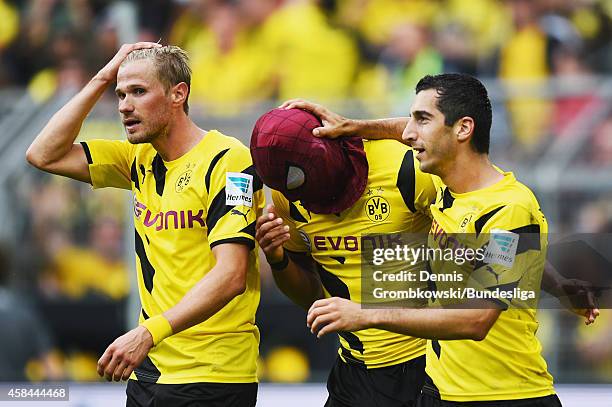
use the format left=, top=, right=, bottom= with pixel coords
left=123, top=46, right=192, bottom=114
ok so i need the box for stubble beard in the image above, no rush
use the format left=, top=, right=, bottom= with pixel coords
left=126, top=121, right=169, bottom=145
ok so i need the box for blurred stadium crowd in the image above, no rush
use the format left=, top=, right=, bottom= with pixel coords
left=1, top=0, right=611, bottom=150
left=0, top=0, right=611, bottom=386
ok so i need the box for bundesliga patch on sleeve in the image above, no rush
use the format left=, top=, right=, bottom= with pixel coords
left=226, top=172, right=253, bottom=207
left=484, top=229, right=519, bottom=268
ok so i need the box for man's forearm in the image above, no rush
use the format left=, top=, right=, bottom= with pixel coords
left=350, top=118, right=408, bottom=142
left=541, top=261, right=563, bottom=296
left=366, top=307, right=500, bottom=341
left=163, top=262, right=246, bottom=335
left=27, top=75, right=110, bottom=167
left=272, top=256, right=324, bottom=309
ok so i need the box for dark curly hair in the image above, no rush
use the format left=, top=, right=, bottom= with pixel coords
left=416, top=74, right=492, bottom=154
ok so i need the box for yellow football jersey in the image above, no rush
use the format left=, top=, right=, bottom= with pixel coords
left=425, top=170, right=555, bottom=401
left=274, top=139, right=436, bottom=368
left=82, top=130, right=264, bottom=384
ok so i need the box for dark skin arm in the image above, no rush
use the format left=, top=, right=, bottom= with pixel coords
left=542, top=262, right=599, bottom=325
left=256, top=204, right=324, bottom=309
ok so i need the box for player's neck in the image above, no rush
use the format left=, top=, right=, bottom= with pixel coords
left=152, top=113, right=206, bottom=162
left=440, top=153, right=503, bottom=194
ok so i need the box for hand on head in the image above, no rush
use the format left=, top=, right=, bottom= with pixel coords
left=279, top=99, right=355, bottom=139
left=97, top=42, right=163, bottom=84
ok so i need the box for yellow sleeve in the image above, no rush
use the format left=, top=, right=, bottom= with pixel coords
left=470, top=204, right=546, bottom=309
left=206, top=145, right=265, bottom=250
left=271, top=190, right=309, bottom=253
left=81, top=139, right=132, bottom=190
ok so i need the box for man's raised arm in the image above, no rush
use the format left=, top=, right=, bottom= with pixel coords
left=26, top=42, right=160, bottom=183
left=279, top=99, right=408, bottom=143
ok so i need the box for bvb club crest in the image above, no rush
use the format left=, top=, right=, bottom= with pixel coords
left=175, top=170, right=193, bottom=193
left=365, top=196, right=390, bottom=222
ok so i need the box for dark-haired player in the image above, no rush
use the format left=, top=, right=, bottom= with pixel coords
left=285, top=74, right=598, bottom=406
left=26, top=43, right=263, bottom=406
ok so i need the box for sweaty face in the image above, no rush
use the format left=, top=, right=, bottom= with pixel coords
left=116, top=60, right=172, bottom=144
left=402, top=89, right=455, bottom=176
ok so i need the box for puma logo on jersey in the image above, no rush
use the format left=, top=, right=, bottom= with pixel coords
left=485, top=265, right=502, bottom=284
left=231, top=208, right=251, bottom=224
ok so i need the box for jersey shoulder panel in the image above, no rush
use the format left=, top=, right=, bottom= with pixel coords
left=82, top=138, right=138, bottom=190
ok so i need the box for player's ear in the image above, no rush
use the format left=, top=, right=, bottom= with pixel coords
left=455, top=116, right=474, bottom=143
left=171, top=82, right=189, bottom=110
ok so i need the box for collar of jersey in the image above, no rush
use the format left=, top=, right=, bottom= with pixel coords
left=160, top=129, right=217, bottom=167
left=446, top=169, right=515, bottom=199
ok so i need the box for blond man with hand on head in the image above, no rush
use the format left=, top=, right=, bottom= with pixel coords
left=27, top=43, right=264, bottom=407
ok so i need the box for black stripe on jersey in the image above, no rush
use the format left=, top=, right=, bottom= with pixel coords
left=206, top=188, right=230, bottom=234
left=473, top=258, right=487, bottom=271
left=205, top=148, right=230, bottom=192
left=141, top=309, right=149, bottom=320
left=484, top=281, right=519, bottom=310
left=484, top=298, right=509, bottom=310
left=339, top=333, right=365, bottom=354
left=396, top=150, right=417, bottom=212
left=440, top=187, right=455, bottom=212
left=134, top=356, right=161, bottom=383
left=510, top=224, right=541, bottom=253
left=205, top=156, right=259, bottom=235
left=474, top=206, right=505, bottom=235
left=315, top=263, right=365, bottom=354
left=289, top=201, right=308, bottom=223
left=130, top=159, right=140, bottom=191
left=242, top=165, right=263, bottom=192
left=210, top=236, right=255, bottom=250
left=135, top=230, right=155, bottom=293
left=139, top=164, right=147, bottom=184
left=80, top=141, right=93, bottom=164
left=488, top=280, right=519, bottom=292
left=316, top=263, right=350, bottom=299
left=431, top=339, right=441, bottom=358
left=241, top=221, right=256, bottom=238
left=340, top=345, right=365, bottom=365
left=151, top=154, right=167, bottom=196
left=331, top=256, right=346, bottom=264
